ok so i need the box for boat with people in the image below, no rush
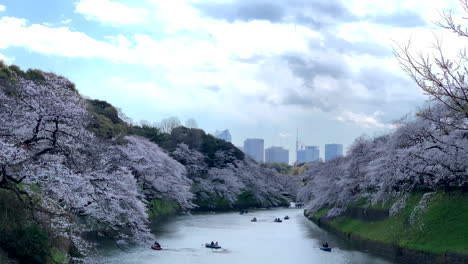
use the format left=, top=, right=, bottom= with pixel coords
left=320, top=242, right=331, bottom=252
left=205, top=242, right=221, bottom=249
left=251, top=217, right=257, bottom=222
left=294, top=202, right=304, bottom=208
left=151, top=245, right=163, bottom=250
left=151, top=241, right=162, bottom=250
left=274, top=218, right=282, bottom=223
left=284, top=215, right=289, bottom=220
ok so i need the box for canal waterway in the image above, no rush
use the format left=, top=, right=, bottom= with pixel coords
left=93, top=208, right=396, bottom=264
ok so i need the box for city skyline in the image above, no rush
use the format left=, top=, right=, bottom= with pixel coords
left=222, top=129, right=345, bottom=162
left=235, top=132, right=343, bottom=164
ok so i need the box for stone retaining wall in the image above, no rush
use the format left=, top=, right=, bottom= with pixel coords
left=309, top=213, right=468, bottom=264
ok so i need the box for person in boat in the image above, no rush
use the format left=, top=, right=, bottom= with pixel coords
left=153, top=241, right=161, bottom=248
left=211, top=241, right=215, bottom=246
left=322, top=242, right=329, bottom=248
left=215, top=242, right=219, bottom=246
left=253, top=217, right=257, bottom=221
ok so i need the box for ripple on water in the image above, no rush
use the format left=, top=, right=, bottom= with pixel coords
left=92, top=208, right=397, bottom=264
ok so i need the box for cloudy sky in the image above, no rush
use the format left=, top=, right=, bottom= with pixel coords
left=0, top=0, right=464, bottom=161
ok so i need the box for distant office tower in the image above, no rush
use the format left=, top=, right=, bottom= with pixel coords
left=325, top=144, right=343, bottom=161
left=265, top=146, right=289, bottom=164
left=214, top=129, right=232, bottom=143
left=296, top=149, right=306, bottom=164
left=297, top=146, right=320, bottom=163
left=305, top=146, right=320, bottom=162
left=244, top=138, right=264, bottom=162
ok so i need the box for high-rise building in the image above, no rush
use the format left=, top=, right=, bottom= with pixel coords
left=297, top=146, right=320, bottom=163
left=265, top=146, right=289, bottom=164
left=213, top=129, right=232, bottom=142
left=305, top=146, right=320, bottom=162
left=325, top=144, right=343, bottom=161
left=296, top=149, right=306, bottom=164
left=243, top=138, right=264, bottom=162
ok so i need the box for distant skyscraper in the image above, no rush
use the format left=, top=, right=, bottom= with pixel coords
left=325, top=144, right=343, bottom=161
left=243, top=138, right=264, bottom=162
left=297, top=146, right=320, bottom=163
left=296, top=149, right=306, bottom=164
left=305, top=146, right=320, bottom=162
left=265, top=146, right=289, bottom=164
left=214, top=129, right=232, bottom=143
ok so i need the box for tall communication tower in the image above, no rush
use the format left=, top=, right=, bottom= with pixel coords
left=296, top=128, right=299, bottom=154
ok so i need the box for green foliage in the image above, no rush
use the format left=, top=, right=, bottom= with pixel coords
left=7, top=65, right=25, bottom=78
left=1, top=225, right=50, bottom=264
left=0, top=190, right=30, bottom=232
left=87, top=99, right=128, bottom=139
left=324, top=191, right=468, bottom=254
left=0, top=62, right=15, bottom=80
left=194, top=194, right=232, bottom=211
left=194, top=190, right=288, bottom=211
left=25, top=69, right=45, bottom=82
left=0, top=63, right=48, bottom=83
left=312, top=208, right=331, bottom=220
left=263, top=163, right=292, bottom=174
left=130, top=125, right=167, bottom=145
left=147, top=200, right=179, bottom=219
left=48, top=248, right=67, bottom=264
left=0, top=62, right=47, bottom=82
left=235, top=191, right=258, bottom=209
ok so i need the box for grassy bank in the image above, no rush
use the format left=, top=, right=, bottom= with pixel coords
left=310, top=191, right=468, bottom=255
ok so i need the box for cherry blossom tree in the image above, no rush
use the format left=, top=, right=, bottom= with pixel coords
left=117, top=136, right=194, bottom=210
left=0, top=73, right=154, bottom=253
left=299, top=104, right=468, bottom=217
left=171, top=144, right=295, bottom=208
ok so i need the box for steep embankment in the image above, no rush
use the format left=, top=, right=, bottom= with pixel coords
left=306, top=191, right=468, bottom=264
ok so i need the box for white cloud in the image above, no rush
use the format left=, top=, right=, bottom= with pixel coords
left=0, top=17, right=126, bottom=59
left=0, top=5, right=6, bottom=12
left=279, top=132, right=292, bottom=138
left=0, top=0, right=440, bottom=140
left=335, top=111, right=397, bottom=129
left=75, top=0, right=148, bottom=25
